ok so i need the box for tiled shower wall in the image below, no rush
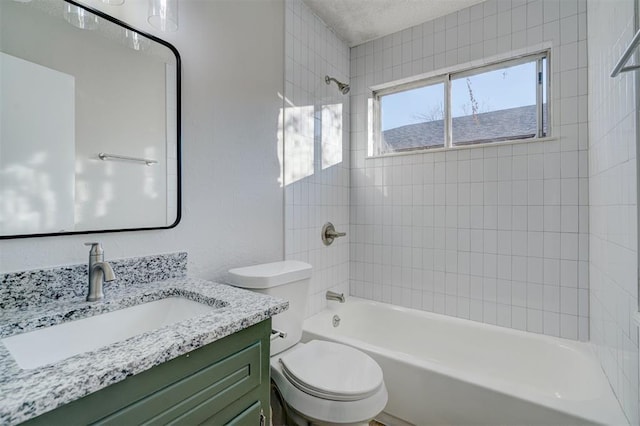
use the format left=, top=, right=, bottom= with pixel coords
left=283, top=0, right=351, bottom=317
left=588, top=0, right=638, bottom=422
left=349, top=0, right=589, bottom=340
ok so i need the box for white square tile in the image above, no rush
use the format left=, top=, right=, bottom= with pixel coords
left=528, top=206, right=544, bottom=231
left=527, top=309, right=543, bottom=333
left=561, top=233, right=578, bottom=260
left=527, top=232, right=544, bottom=258
left=527, top=154, right=544, bottom=179
left=497, top=206, right=512, bottom=230
left=484, top=205, right=498, bottom=229
left=497, top=181, right=512, bottom=205
left=483, top=301, right=498, bottom=325
left=497, top=230, right=512, bottom=255
left=483, top=253, right=497, bottom=278
left=543, top=257, right=560, bottom=286
left=543, top=311, right=560, bottom=337
left=512, top=231, right=528, bottom=256
left=512, top=257, right=528, bottom=283
left=560, top=15, right=578, bottom=44
left=561, top=151, right=579, bottom=178
left=578, top=288, right=589, bottom=317
left=543, top=179, right=561, bottom=205
left=561, top=206, right=579, bottom=233
left=544, top=206, right=561, bottom=232
left=512, top=206, right=528, bottom=230
left=560, top=260, right=578, bottom=288
left=512, top=156, right=528, bottom=180
left=543, top=0, right=560, bottom=23
left=512, top=181, right=528, bottom=206
left=470, top=252, right=484, bottom=277
left=528, top=180, right=544, bottom=205
left=528, top=257, right=544, bottom=284
left=469, top=299, right=483, bottom=321
left=560, top=314, right=578, bottom=340
left=560, top=287, right=578, bottom=315
left=512, top=306, right=527, bottom=330
left=559, top=0, right=578, bottom=18
left=469, top=275, right=483, bottom=300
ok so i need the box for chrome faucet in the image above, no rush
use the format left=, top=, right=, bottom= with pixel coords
left=326, top=290, right=345, bottom=303
left=84, top=242, right=116, bottom=302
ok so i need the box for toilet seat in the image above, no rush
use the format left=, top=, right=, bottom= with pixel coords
left=279, top=340, right=384, bottom=401
left=271, top=341, right=388, bottom=424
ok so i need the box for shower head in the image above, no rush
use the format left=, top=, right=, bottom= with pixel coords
left=325, top=75, right=350, bottom=95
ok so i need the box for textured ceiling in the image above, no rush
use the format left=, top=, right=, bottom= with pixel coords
left=303, top=0, right=486, bottom=47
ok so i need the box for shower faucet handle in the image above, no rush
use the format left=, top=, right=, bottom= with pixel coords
left=322, top=222, right=346, bottom=246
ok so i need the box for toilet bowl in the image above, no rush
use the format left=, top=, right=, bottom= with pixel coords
left=227, top=261, right=387, bottom=425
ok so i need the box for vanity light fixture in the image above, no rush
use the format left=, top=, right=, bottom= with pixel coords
left=148, top=0, right=178, bottom=32
left=63, top=3, right=99, bottom=30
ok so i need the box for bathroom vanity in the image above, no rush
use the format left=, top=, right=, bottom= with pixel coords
left=22, top=320, right=271, bottom=425
left=0, top=253, right=288, bottom=425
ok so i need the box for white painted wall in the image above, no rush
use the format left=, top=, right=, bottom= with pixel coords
left=588, top=0, right=638, bottom=423
left=0, top=0, right=285, bottom=282
left=350, top=0, right=589, bottom=340
left=283, top=0, right=351, bottom=317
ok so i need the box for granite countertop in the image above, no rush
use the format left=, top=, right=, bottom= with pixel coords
left=0, top=277, right=288, bottom=425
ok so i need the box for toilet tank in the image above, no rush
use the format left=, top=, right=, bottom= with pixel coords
left=227, top=260, right=312, bottom=355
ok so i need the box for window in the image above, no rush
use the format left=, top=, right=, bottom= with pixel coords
left=374, top=52, right=548, bottom=155
left=380, top=81, right=445, bottom=151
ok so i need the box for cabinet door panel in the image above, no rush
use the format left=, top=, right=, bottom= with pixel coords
left=226, top=401, right=262, bottom=426
left=202, top=400, right=262, bottom=426
left=95, top=342, right=261, bottom=425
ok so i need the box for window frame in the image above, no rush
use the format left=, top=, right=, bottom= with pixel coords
left=372, top=50, right=551, bottom=156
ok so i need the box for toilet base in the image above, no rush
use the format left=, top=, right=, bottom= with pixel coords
left=271, top=385, right=368, bottom=426
left=271, top=379, right=378, bottom=426
left=286, top=406, right=370, bottom=426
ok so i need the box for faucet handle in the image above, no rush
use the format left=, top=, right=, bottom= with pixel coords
left=84, top=242, right=103, bottom=255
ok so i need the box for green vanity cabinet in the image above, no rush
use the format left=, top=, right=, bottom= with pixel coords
left=23, top=319, right=271, bottom=426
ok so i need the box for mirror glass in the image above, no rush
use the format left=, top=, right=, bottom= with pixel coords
left=0, top=0, right=180, bottom=238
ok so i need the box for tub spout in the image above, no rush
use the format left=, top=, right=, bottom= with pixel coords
left=326, top=290, right=345, bottom=303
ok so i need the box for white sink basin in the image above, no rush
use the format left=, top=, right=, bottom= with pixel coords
left=2, top=297, right=218, bottom=370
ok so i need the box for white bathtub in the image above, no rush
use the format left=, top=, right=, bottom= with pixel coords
left=302, top=297, right=627, bottom=426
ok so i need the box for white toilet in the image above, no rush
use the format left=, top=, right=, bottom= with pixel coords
left=228, top=260, right=388, bottom=426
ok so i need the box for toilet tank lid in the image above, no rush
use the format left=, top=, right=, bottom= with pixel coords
left=228, top=260, right=312, bottom=289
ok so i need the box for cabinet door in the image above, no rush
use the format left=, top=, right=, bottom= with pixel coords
left=226, top=401, right=262, bottom=426
left=95, top=343, right=261, bottom=425
left=202, top=400, right=263, bottom=426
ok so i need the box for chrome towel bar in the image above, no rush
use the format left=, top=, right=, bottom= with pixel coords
left=98, top=152, right=158, bottom=166
left=611, top=28, right=640, bottom=77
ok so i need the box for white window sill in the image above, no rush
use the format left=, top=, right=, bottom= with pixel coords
left=365, top=136, right=558, bottom=160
